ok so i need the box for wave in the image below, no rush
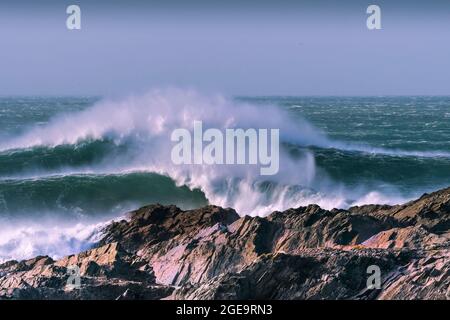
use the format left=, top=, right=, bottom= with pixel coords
left=2, top=89, right=447, bottom=261
left=0, top=89, right=444, bottom=216
left=323, top=142, right=450, bottom=159
left=0, top=172, right=207, bottom=218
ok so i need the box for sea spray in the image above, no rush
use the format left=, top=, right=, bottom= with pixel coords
left=171, top=120, right=280, bottom=175
left=0, top=217, right=116, bottom=263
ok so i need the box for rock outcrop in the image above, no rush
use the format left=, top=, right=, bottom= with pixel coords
left=1, top=187, right=449, bottom=300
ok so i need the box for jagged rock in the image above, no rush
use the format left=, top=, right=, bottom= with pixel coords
left=169, top=249, right=408, bottom=300
left=350, top=186, right=450, bottom=233
left=377, top=250, right=450, bottom=299
left=362, top=226, right=449, bottom=250
left=0, top=242, right=170, bottom=299
left=1, top=187, right=449, bottom=300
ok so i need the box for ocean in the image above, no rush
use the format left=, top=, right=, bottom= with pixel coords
left=1, top=90, right=450, bottom=261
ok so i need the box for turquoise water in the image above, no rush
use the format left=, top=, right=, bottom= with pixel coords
left=245, top=96, right=450, bottom=191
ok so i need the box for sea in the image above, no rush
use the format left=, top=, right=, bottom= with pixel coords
left=1, top=89, right=449, bottom=261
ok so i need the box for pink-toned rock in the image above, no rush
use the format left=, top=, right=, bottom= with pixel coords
left=1, top=186, right=450, bottom=300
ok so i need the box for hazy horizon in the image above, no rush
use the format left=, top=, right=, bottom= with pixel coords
left=3, top=94, right=450, bottom=98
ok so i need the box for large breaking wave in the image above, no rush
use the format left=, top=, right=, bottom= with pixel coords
left=2, top=89, right=449, bottom=261
left=1, top=89, right=444, bottom=216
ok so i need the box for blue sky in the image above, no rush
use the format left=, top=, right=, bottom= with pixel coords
left=0, top=0, right=449, bottom=96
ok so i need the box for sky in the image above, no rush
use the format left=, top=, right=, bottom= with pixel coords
left=0, top=0, right=449, bottom=96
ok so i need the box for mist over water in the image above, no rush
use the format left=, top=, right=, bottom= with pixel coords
left=1, top=90, right=450, bottom=261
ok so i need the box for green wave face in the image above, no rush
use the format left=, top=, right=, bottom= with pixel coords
left=0, top=173, right=207, bottom=220
left=0, top=140, right=124, bottom=176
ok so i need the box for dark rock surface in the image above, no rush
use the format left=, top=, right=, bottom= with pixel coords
left=1, top=187, right=449, bottom=300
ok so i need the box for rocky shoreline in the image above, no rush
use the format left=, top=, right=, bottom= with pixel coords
left=1, top=187, right=449, bottom=300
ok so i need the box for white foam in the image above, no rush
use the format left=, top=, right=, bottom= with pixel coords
left=0, top=218, right=117, bottom=263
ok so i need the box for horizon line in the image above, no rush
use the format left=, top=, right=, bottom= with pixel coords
left=2, top=94, right=450, bottom=99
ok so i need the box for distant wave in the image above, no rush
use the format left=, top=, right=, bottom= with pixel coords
left=322, top=142, right=450, bottom=159
left=2, top=89, right=449, bottom=159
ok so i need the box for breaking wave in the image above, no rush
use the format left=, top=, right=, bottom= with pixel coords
left=2, top=89, right=450, bottom=261
left=1, top=89, right=445, bottom=217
